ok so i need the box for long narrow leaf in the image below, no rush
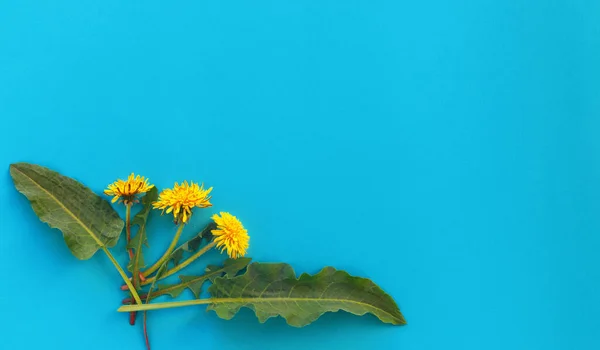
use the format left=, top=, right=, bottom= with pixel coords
left=207, top=262, right=406, bottom=327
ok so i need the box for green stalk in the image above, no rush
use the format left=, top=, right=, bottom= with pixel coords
left=102, top=247, right=142, bottom=305
left=142, top=223, right=185, bottom=277
left=119, top=298, right=214, bottom=312
left=141, top=241, right=216, bottom=286
left=125, top=203, right=134, bottom=259
left=125, top=202, right=138, bottom=325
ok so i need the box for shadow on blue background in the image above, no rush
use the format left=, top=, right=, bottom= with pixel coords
left=1, top=1, right=599, bottom=349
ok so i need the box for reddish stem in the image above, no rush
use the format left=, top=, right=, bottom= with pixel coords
left=129, top=312, right=136, bottom=325
left=143, top=312, right=151, bottom=350
left=120, top=273, right=147, bottom=290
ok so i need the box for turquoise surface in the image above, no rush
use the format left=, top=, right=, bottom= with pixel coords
left=1, top=1, right=599, bottom=349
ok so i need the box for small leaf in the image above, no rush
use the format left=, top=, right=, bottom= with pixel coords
left=153, top=257, right=251, bottom=299
left=10, top=163, right=123, bottom=260
left=166, top=222, right=216, bottom=267
left=206, top=258, right=251, bottom=281
left=207, top=262, right=406, bottom=327
left=127, top=187, right=158, bottom=280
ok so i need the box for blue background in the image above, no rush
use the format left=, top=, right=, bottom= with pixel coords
left=1, top=1, right=599, bottom=349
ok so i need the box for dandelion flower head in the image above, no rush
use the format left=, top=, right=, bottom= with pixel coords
left=211, top=212, right=249, bottom=259
left=104, top=173, right=154, bottom=205
left=153, top=181, right=213, bottom=223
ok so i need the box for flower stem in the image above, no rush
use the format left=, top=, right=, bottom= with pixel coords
left=143, top=311, right=151, bottom=350
left=125, top=203, right=134, bottom=260
left=119, top=298, right=215, bottom=312
left=141, top=241, right=216, bottom=286
left=102, top=247, right=143, bottom=305
left=142, top=255, right=161, bottom=350
left=142, top=223, right=185, bottom=277
left=125, top=202, right=137, bottom=325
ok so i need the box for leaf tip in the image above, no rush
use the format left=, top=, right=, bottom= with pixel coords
left=9, top=162, right=30, bottom=171
left=8, top=163, right=19, bottom=176
left=396, top=313, right=407, bottom=325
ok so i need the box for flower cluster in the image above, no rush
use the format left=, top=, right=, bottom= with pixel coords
left=105, top=175, right=249, bottom=259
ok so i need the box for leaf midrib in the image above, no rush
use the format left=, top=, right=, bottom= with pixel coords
left=210, top=297, right=401, bottom=321
left=12, top=165, right=105, bottom=247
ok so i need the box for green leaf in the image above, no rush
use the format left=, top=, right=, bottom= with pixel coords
left=10, top=163, right=124, bottom=260
left=166, top=222, right=215, bottom=268
left=127, top=187, right=158, bottom=286
left=207, top=262, right=406, bottom=327
left=152, top=257, right=251, bottom=299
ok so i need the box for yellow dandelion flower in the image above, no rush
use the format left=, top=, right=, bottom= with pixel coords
left=211, top=212, right=249, bottom=259
left=153, top=181, right=213, bottom=224
left=104, top=173, right=154, bottom=204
